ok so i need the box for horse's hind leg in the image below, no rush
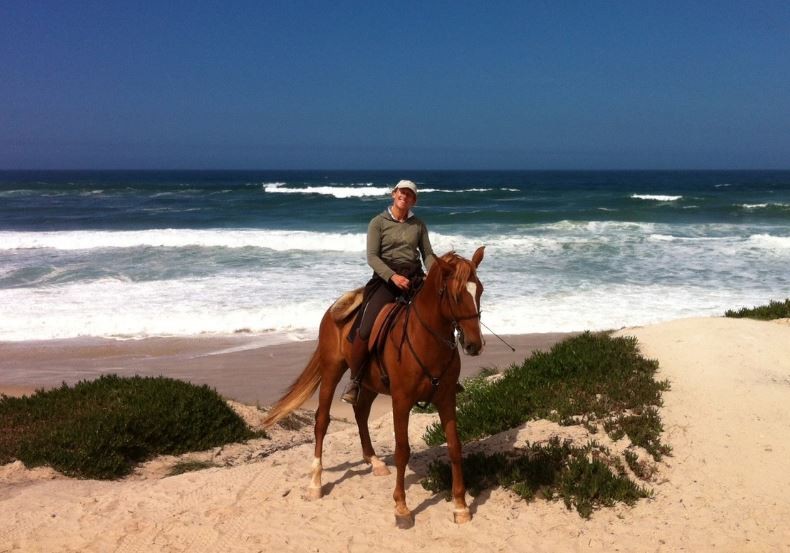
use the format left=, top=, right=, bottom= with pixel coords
left=354, top=387, right=390, bottom=476
left=308, top=359, right=345, bottom=500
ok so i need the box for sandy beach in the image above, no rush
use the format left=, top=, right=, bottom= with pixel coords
left=0, top=332, right=569, bottom=421
left=2, top=317, right=790, bottom=552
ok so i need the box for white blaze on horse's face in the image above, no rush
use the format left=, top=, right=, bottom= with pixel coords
left=465, top=281, right=478, bottom=311
left=458, top=279, right=483, bottom=356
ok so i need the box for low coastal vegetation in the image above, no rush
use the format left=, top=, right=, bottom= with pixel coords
left=0, top=375, right=257, bottom=479
left=422, top=438, right=651, bottom=519
left=421, top=332, right=670, bottom=517
left=1, top=333, right=672, bottom=517
left=167, top=459, right=221, bottom=477
left=724, top=298, right=790, bottom=320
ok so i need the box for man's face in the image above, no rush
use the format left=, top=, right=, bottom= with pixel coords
left=392, top=188, right=417, bottom=210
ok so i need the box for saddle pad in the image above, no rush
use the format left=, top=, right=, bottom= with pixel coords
left=329, top=287, right=364, bottom=323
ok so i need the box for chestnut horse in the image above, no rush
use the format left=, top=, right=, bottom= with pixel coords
left=263, top=247, right=485, bottom=527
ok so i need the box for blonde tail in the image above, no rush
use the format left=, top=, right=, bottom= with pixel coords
left=262, top=347, right=323, bottom=427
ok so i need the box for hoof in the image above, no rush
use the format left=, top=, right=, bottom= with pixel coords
left=395, top=513, right=415, bottom=529
left=453, top=508, right=472, bottom=524
left=306, top=486, right=322, bottom=501
left=365, top=455, right=391, bottom=477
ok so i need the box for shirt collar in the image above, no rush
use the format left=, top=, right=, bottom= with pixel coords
left=387, top=207, right=414, bottom=221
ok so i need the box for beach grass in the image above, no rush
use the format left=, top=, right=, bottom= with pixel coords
left=167, top=459, right=220, bottom=477
left=724, top=298, right=790, bottom=320
left=0, top=375, right=257, bottom=479
left=424, top=332, right=669, bottom=449
left=422, top=437, right=650, bottom=519
left=421, top=332, right=668, bottom=517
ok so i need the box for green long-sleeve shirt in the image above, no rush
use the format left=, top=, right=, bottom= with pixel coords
left=366, top=208, right=436, bottom=282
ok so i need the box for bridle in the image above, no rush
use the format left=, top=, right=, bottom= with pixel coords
left=439, top=277, right=482, bottom=352
left=390, top=267, right=482, bottom=407
left=407, top=273, right=482, bottom=346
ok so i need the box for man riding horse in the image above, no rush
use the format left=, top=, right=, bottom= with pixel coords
left=262, top=179, right=485, bottom=526
left=342, top=179, right=436, bottom=405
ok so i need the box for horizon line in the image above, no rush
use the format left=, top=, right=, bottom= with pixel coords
left=2, top=167, right=789, bottom=173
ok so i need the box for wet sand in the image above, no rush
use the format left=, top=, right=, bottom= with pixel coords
left=0, top=332, right=572, bottom=419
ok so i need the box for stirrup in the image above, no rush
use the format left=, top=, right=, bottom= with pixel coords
left=341, top=380, right=361, bottom=405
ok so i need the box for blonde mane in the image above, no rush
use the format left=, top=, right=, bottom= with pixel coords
left=438, top=251, right=475, bottom=300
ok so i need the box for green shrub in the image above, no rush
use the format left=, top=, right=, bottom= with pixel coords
left=624, top=449, right=654, bottom=480
left=167, top=460, right=220, bottom=477
left=413, top=367, right=501, bottom=415
left=0, top=375, right=256, bottom=479
left=422, top=437, right=650, bottom=518
left=424, top=332, right=669, bottom=446
left=420, top=332, right=666, bottom=517
left=604, top=408, right=672, bottom=460
left=725, top=298, right=790, bottom=320
left=559, top=451, right=649, bottom=518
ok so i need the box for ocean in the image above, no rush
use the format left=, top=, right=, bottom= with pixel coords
left=1, top=170, right=789, bottom=342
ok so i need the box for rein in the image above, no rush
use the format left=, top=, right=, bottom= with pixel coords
left=398, top=273, right=482, bottom=408
left=410, top=299, right=457, bottom=350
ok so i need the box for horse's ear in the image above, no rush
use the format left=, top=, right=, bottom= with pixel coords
left=471, top=246, right=485, bottom=268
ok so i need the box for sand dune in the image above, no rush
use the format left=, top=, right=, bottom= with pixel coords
left=1, top=317, right=789, bottom=552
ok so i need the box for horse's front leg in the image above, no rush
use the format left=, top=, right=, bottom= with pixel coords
left=392, top=398, right=414, bottom=528
left=437, top=397, right=471, bottom=523
left=354, top=387, right=390, bottom=476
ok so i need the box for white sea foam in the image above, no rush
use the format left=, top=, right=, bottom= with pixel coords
left=648, top=234, right=677, bottom=242
left=0, top=272, right=781, bottom=341
left=478, top=285, right=773, bottom=334
left=542, top=220, right=658, bottom=234
left=0, top=229, right=367, bottom=252
left=648, top=234, right=732, bottom=243
left=328, top=182, right=374, bottom=186
left=0, top=189, right=37, bottom=197
left=0, top=228, right=557, bottom=255
left=4, top=224, right=786, bottom=261
left=263, top=182, right=392, bottom=198
left=630, top=194, right=683, bottom=201
left=262, top=182, right=506, bottom=198
left=741, top=203, right=790, bottom=209
left=747, top=234, right=790, bottom=249
left=2, top=217, right=789, bottom=341
left=0, top=276, right=332, bottom=341
left=405, top=187, right=506, bottom=194
left=150, top=189, right=202, bottom=197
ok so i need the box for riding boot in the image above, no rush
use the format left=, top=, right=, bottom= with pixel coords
left=341, top=335, right=369, bottom=405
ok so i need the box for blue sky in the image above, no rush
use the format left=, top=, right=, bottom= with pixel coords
left=2, top=1, right=789, bottom=169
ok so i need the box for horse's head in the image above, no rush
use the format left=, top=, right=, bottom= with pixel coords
left=432, top=246, right=485, bottom=356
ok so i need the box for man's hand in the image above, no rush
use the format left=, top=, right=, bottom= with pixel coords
left=390, top=274, right=410, bottom=290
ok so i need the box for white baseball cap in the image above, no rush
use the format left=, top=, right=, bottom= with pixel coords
left=393, top=180, right=417, bottom=195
